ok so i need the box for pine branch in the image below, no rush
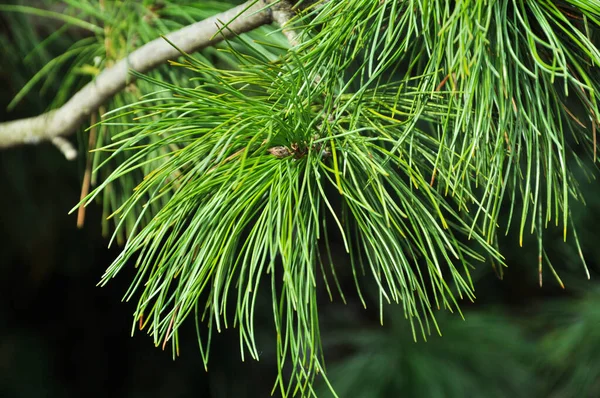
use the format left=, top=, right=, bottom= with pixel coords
left=0, top=0, right=276, bottom=151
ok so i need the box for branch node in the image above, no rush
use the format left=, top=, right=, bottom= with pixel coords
left=271, top=1, right=301, bottom=48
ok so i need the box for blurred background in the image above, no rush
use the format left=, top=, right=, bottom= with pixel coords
left=2, top=2, right=600, bottom=397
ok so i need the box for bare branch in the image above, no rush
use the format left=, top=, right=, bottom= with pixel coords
left=0, top=0, right=274, bottom=150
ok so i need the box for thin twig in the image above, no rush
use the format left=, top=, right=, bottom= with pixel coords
left=50, top=137, right=77, bottom=160
left=0, top=0, right=275, bottom=150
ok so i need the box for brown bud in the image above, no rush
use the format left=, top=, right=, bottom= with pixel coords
left=268, top=146, right=290, bottom=158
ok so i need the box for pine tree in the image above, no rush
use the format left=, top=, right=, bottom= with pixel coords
left=1, top=1, right=599, bottom=396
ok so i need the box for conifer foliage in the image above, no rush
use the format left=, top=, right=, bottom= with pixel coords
left=1, top=1, right=599, bottom=396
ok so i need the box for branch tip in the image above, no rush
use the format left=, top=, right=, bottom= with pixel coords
left=51, top=137, right=78, bottom=160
